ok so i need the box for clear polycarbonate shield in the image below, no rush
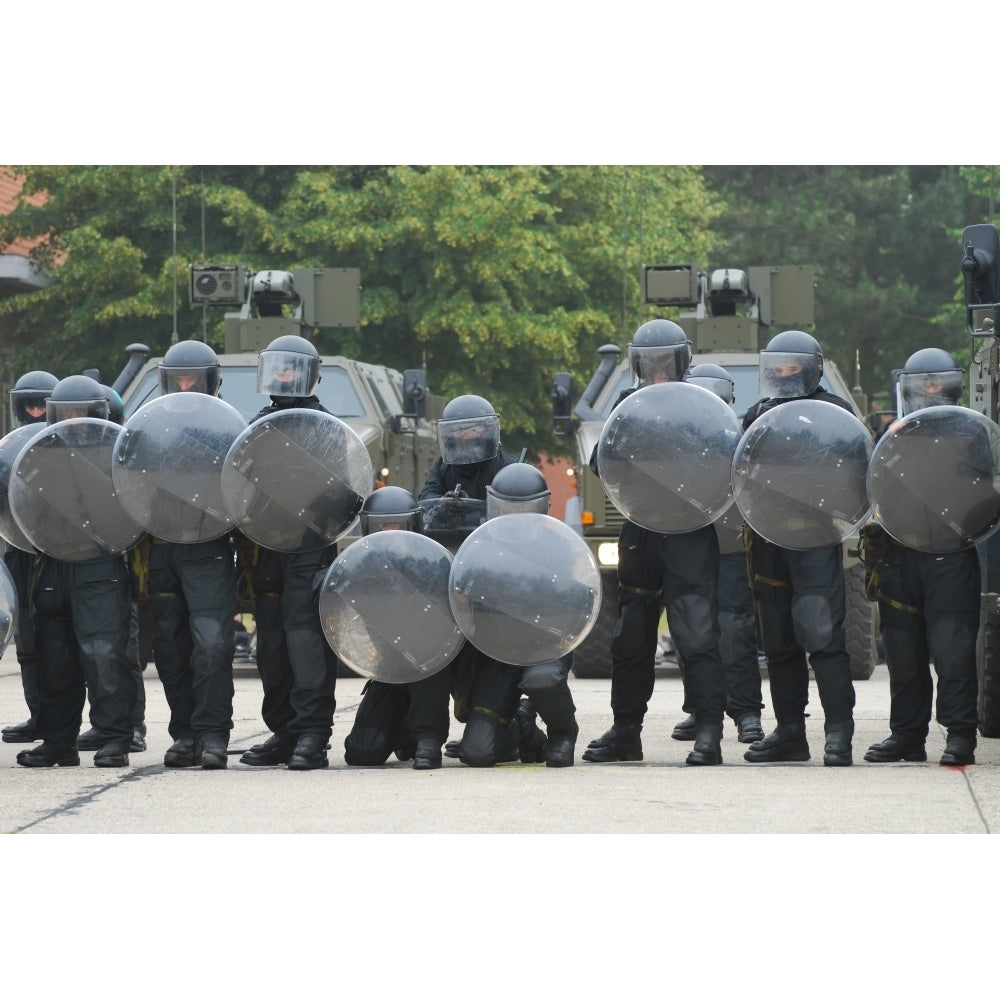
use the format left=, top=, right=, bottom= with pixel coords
left=867, top=405, right=1000, bottom=552
left=418, top=496, right=487, bottom=554
left=221, top=409, right=372, bottom=552
left=0, top=424, right=46, bottom=551
left=112, top=393, right=248, bottom=544
left=596, top=382, right=742, bottom=533
left=319, top=531, right=464, bottom=683
left=732, top=399, right=873, bottom=550
left=0, top=559, right=16, bottom=657
left=712, top=504, right=747, bottom=556
left=10, top=419, right=144, bottom=561
left=448, top=514, right=602, bottom=665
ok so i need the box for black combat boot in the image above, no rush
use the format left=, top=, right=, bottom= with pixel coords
left=823, top=720, right=854, bottom=767
left=736, top=713, right=765, bottom=744
left=287, top=733, right=329, bottom=771
left=164, top=736, right=199, bottom=768
left=413, top=737, right=442, bottom=770
left=863, top=734, right=927, bottom=763
left=515, top=699, right=547, bottom=763
left=671, top=713, right=697, bottom=741
left=545, top=722, right=579, bottom=768
left=2, top=719, right=37, bottom=744
left=940, top=733, right=976, bottom=766
left=94, top=743, right=130, bottom=767
left=240, top=733, right=296, bottom=766
left=581, top=723, right=643, bottom=763
left=743, top=721, right=810, bottom=763
left=685, top=723, right=723, bottom=765
left=76, top=727, right=108, bottom=750
left=16, top=741, right=80, bottom=768
left=200, top=736, right=229, bottom=770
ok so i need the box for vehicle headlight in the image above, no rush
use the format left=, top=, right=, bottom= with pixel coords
left=597, top=542, right=619, bottom=568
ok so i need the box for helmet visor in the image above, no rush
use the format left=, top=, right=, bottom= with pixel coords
left=46, top=397, right=109, bottom=423
left=360, top=510, right=423, bottom=535
left=10, top=392, right=52, bottom=428
left=486, top=488, right=551, bottom=519
left=687, top=375, right=735, bottom=404
left=256, top=351, right=320, bottom=398
left=437, top=415, right=500, bottom=465
left=898, top=370, right=963, bottom=415
left=628, top=344, right=688, bottom=386
left=158, top=366, right=219, bottom=396
left=759, top=351, right=819, bottom=399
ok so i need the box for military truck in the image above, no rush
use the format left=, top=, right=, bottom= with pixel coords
left=111, top=264, right=446, bottom=671
left=552, top=263, right=879, bottom=682
left=961, top=223, right=1000, bottom=738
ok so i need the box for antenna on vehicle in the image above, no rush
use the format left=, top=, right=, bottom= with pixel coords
left=170, top=168, right=179, bottom=345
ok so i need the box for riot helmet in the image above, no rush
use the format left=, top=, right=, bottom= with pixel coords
left=627, top=320, right=691, bottom=387
left=686, top=363, right=735, bottom=405
left=9, top=370, right=58, bottom=428
left=158, top=339, right=222, bottom=396
left=100, top=384, right=125, bottom=425
left=759, top=330, right=823, bottom=399
left=436, top=394, right=500, bottom=466
left=359, top=486, right=422, bottom=535
left=898, top=348, right=963, bottom=415
left=486, top=463, right=551, bottom=518
left=256, top=334, right=321, bottom=399
left=46, top=374, right=110, bottom=424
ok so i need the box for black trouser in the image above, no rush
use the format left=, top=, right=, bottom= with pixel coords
left=877, top=545, right=979, bottom=742
left=149, top=538, right=236, bottom=743
left=610, top=520, right=726, bottom=727
left=520, top=655, right=577, bottom=735
left=253, top=546, right=337, bottom=740
left=4, top=546, right=39, bottom=718
left=32, top=556, right=135, bottom=748
left=459, top=655, right=522, bottom=767
left=749, top=534, right=855, bottom=728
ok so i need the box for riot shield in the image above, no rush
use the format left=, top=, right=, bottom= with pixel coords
left=418, top=495, right=487, bottom=553
left=10, top=418, right=144, bottom=561
left=448, top=513, right=602, bottom=665
left=596, top=381, right=742, bottom=533
left=732, top=399, right=872, bottom=550
left=0, top=559, right=16, bottom=657
left=221, top=409, right=372, bottom=552
left=112, top=393, right=248, bottom=544
left=319, top=531, right=464, bottom=683
left=867, top=405, right=1000, bottom=552
left=712, top=504, right=747, bottom=556
left=0, top=424, right=46, bottom=551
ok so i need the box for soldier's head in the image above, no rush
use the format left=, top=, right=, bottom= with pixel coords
left=759, top=330, right=823, bottom=399
left=437, top=394, right=500, bottom=467
left=486, top=463, right=551, bottom=519
left=359, top=486, right=422, bottom=535
left=899, top=348, right=963, bottom=415
left=46, top=374, right=109, bottom=424
left=628, top=320, right=691, bottom=387
left=158, top=340, right=222, bottom=396
left=9, top=370, right=58, bottom=428
left=257, top=335, right=321, bottom=401
left=686, top=363, right=735, bottom=406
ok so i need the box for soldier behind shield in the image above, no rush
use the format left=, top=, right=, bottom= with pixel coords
left=237, top=336, right=339, bottom=771
left=149, top=341, right=238, bottom=770
left=582, top=320, right=729, bottom=766
left=862, top=348, right=980, bottom=766
left=740, top=330, right=857, bottom=766
left=16, top=376, right=137, bottom=769
left=1, top=370, right=57, bottom=747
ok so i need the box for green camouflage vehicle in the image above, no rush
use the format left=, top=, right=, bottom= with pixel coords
left=553, top=263, right=878, bottom=682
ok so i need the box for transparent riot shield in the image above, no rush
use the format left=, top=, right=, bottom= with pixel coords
left=867, top=405, right=1000, bottom=552
left=0, top=423, right=46, bottom=551
left=221, top=409, right=372, bottom=552
left=596, top=381, right=742, bottom=534
left=448, top=513, right=602, bottom=665
left=0, top=559, right=17, bottom=657
left=319, top=531, right=464, bottom=682
left=732, top=399, right=872, bottom=550
left=10, top=418, right=144, bottom=561
left=418, top=495, right=488, bottom=554
left=112, top=393, right=248, bottom=544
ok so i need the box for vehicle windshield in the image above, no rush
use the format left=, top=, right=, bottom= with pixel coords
left=123, top=364, right=366, bottom=421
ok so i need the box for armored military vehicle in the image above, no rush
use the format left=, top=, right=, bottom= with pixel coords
left=553, top=263, right=879, bottom=681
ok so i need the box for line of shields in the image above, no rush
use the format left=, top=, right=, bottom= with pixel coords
left=0, top=393, right=605, bottom=684
left=595, top=380, right=1000, bottom=558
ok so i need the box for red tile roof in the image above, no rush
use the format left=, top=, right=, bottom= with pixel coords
left=0, top=168, right=47, bottom=256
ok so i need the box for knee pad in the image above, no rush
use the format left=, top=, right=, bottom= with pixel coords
left=519, top=659, right=567, bottom=692
left=791, top=594, right=835, bottom=652
left=343, top=728, right=393, bottom=766
left=667, top=594, right=715, bottom=657
left=459, top=713, right=508, bottom=768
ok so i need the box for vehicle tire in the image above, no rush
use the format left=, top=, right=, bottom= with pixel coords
left=570, top=571, right=617, bottom=679
left=844, top=562, right=877, bottom=680
left=977, top=601, right=1000, bottom=738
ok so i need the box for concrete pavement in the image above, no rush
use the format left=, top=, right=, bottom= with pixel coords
left=1, top=648, right=997, bottom=834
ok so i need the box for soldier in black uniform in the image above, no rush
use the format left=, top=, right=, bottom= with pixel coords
left=740, top=330, right=856, bottom=766
left=863, top=348, right=980, bottom=766
left=148, top=341, right=237, bottom=770
left=345, top=393, right=520, bottom=769
left=582, top=320, right=728, bottom=766
left=1, top=370, right=57, bottom=746
left=16, top=376, right=136, bottom=768
left=670, top=363, right=765, bottom=745
left=237, top=336, right=339, bottom=771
